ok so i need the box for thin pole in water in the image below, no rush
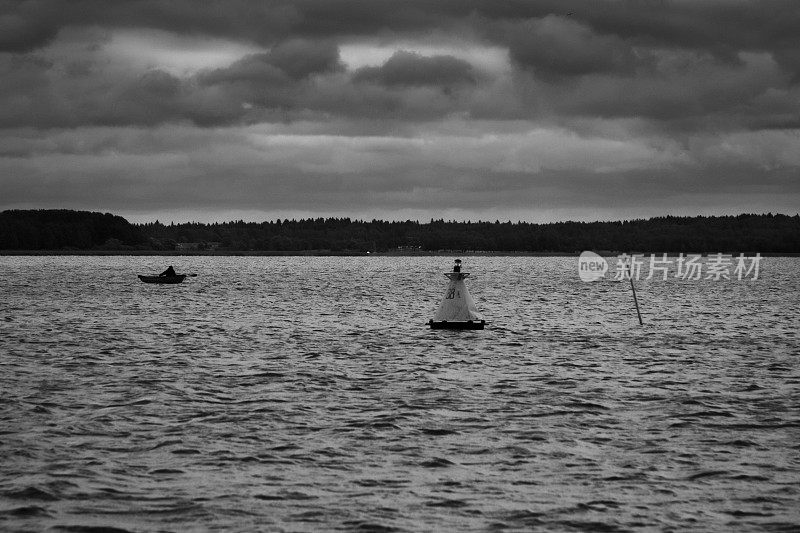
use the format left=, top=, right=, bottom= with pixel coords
left=626, top=261, right=643, bottom=326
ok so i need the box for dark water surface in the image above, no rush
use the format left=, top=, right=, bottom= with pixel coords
left=1, top=256, right=798, bottom=532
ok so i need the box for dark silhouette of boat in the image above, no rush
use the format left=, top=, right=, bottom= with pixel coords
left=138, top=274, right=187, bottom=284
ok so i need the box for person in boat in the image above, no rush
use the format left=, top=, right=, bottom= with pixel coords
left=453, top=259, right=462, bottom=272
left=159, top=265, right=177, bottom=277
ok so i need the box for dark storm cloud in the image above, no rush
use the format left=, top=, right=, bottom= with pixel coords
left=265, top=38, right=343, bottom=79
left=6, top=0, right=800, bottom=60
left=578, top=1, right=800, bottom=68
left=500, top=16, right=639, bottom=77
left=0, top=0, right=300, bottom=52
left=353, top=51, right=475, bottom=87
left=533, top=51, right=797, bottom=127
left=0, top=1, right=60, bottom=52
left=200, top=39, right=342, bottom=85
left=193, top=39, right=345, bottom=119
left=1, top=0, right=799, bottom=221
left=1, top=0, right=797, bottom=129
left=0, top=38, right=481, bottom=128
left=0, top=0, right=478, bottom=54
left=0, top=56, right=242, bottom=128
left=200, top=55, right=289, bottom=86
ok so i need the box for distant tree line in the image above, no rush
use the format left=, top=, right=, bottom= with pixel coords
left=0, top=210, right=146, bottom=250
left=1, top=209, right=799, bottom=253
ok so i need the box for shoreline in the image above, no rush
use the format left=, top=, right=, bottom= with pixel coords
left=1, top=250, right=798, bottom=257
left=0, top=250, right=573, bottom=257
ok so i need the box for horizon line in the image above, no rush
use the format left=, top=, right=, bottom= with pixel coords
left=4, top=208, right=800, bottom=227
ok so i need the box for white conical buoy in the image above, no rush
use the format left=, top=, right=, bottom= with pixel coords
left=428, top=259, right=485, bottom=330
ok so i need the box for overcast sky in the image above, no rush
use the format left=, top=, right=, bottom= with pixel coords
left=1, top=0, right=799, bottom=223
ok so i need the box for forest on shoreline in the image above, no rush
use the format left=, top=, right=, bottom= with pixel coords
left=1, top=209, right=798, bottom=254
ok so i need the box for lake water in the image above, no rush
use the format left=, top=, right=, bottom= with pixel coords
left=1, top=255, right=798, bottom=532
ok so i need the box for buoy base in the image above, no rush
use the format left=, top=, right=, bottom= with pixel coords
left=428, top=320, right=485, bottom=330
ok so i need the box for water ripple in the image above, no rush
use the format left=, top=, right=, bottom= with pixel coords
left=1, top=255, right=798, bottom=531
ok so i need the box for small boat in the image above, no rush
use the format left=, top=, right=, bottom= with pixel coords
left=138, top=274, right=187, bottom=284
